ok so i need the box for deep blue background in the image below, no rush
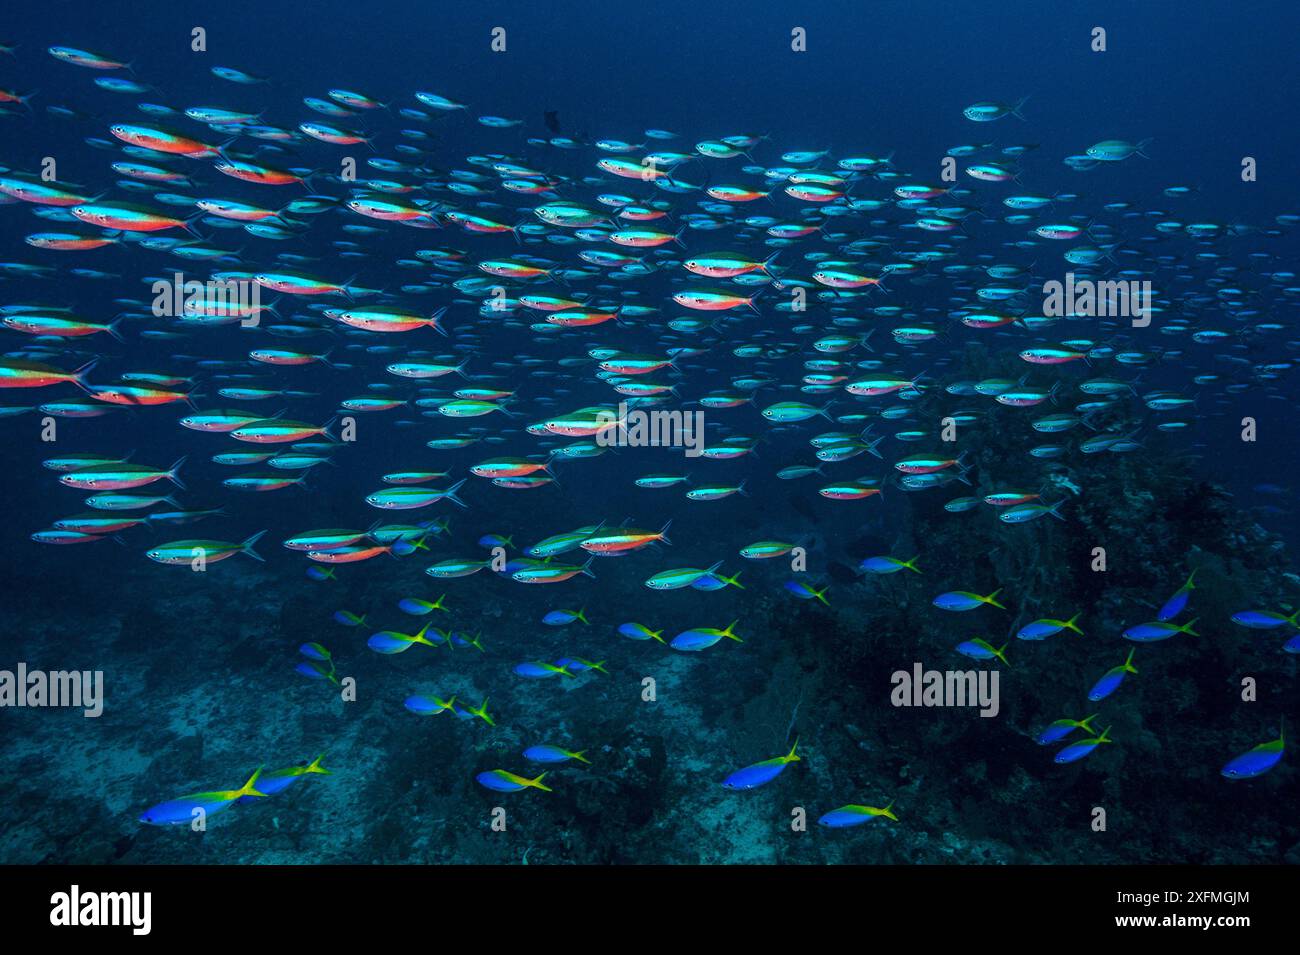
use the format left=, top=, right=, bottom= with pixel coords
left=2, top=0, right=1297, bottom=226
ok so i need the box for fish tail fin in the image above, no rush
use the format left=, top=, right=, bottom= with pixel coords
left=658, top=518, right=672, bottom=545
left=429, top=306, right=449, bottom=336
left=650, top=629, right=665, bottom=644
left=760, top=250, right=781, bottom=278
left=238, top=767, right=267, bottom=799
left=71, top=358, right=99, bottom=394
left=445, top=478, right=468, bottom=508
left=723, top=619, right=743, bottom=642
left=786, top=736, right=801, bottom=762
left=1012, top=95, right=1031, bottom=121
left=572, top=750, right=591, bottom=764
left=815, top=585, right=831, bottom=606
left=1048, top=499, right=1067, bottom=521
left=307, top=754, right=331, bottom=775
left=239, top=529, right=268, bottom=562
left=339, top=273, right=359, bottom=302
left=984, top=588, right=1006, bottom=609
left=905, top=556, right=922, bottom=574
left=581, top=556, right=597, bottom=579
left=529, top=772, right=553, bottom=792
left=167, top=455, right=188, bottom=489
left=1066, top=612, right=1084, bottom=635
left=880, top=801, right=898, bottom=821
left=1079, top=714, right=1099, bottom=734
left=1182, top=617, right=1200, bottom=637
left=211, top=134, right=241, bottom=162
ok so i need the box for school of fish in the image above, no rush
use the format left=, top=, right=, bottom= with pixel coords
left=0, top=40, right=1295, bottom=832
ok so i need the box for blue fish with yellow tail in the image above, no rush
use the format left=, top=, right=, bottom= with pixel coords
left=476, top=769, right=552, bottom=793
left=721, top=738, right=801, bottom=790
left=139, top=767, right=266, bottom=826
left=1221, top=724, right=1285, bottom=779
left=933, top=588, right=1006, bottom=611
left=818, top=802, right=898, bottom=827
left=1122, top=618, right=1198, bottom=643
left=1088, top=649, right=1138, bottom=701
left=523, top=745, right=590, bottom=764
left=1036, top=714, right=1098, bottom=745
left=1157, top=569, right=1197, bottom=621
left=1055, top=726, right=1113, bottom=764
left=238, top=755, right=330, bottom=801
